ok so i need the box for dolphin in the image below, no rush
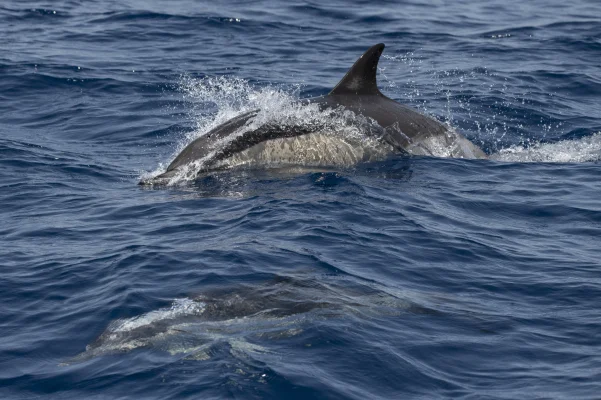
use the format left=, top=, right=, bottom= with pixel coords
left=62, top=275, right=434, bottom=365
left=143, top=43, right=485, bottom=184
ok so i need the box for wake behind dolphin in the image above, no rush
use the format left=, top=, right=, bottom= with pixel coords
left=142, top=44, right=485, bottom=185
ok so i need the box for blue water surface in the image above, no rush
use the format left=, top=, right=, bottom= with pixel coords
left=1, top=1, right=601, bottom=399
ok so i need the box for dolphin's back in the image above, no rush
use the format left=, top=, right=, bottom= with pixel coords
left=167, top=110, right=258, bottom=171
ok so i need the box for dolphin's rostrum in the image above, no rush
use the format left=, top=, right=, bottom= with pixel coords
left=144, top=43, right=485, bottom=184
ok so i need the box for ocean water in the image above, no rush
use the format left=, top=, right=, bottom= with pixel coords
left=1, top=0, right=601, bottom=398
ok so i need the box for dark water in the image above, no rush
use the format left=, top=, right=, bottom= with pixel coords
left=2, top=1, right=601, bottom=399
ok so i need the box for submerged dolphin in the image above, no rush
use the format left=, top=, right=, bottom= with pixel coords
left=63, top=275, right=434, bottom=365
left=144, top=43, right=485, bottom=184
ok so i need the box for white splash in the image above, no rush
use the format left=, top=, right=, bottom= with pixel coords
left=109, top=298, right=206, bottom=333
left=492, top=133, right=601, bottom=163
left=180, top=75, right=304, bottom=147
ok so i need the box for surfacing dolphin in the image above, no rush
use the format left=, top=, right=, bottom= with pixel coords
left=143, top=43, right=485, bottom=185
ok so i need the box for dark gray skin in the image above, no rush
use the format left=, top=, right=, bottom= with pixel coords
left=144, top=43, right=485, bottom=184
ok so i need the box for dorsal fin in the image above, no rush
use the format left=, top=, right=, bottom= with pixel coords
left=329, top=43, right=385, bottom=96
